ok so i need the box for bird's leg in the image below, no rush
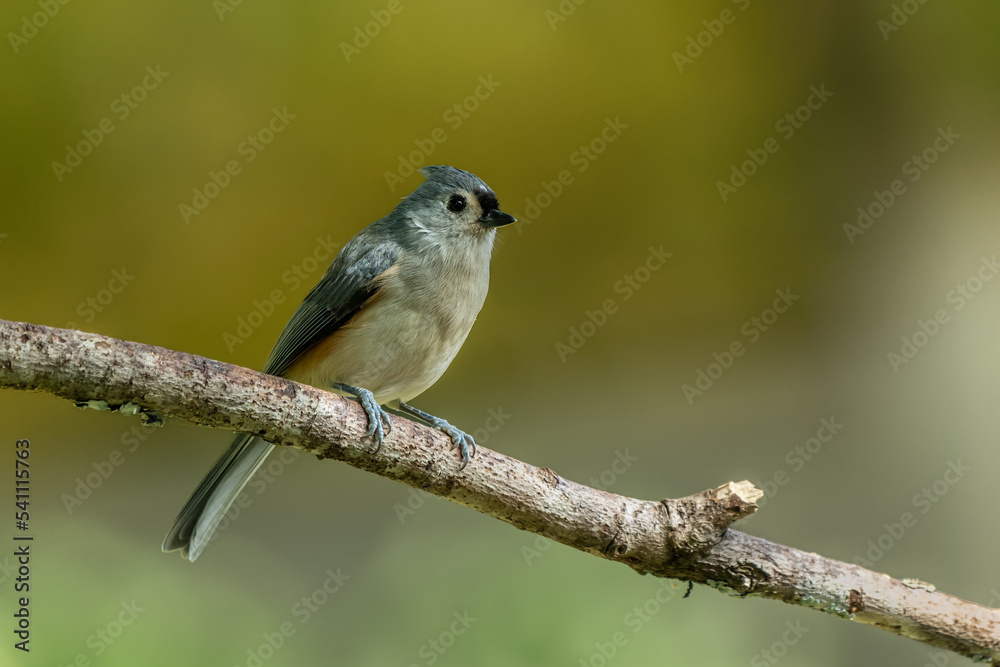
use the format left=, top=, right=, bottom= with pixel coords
left=397, top=402, right=476, bottom=469
left=332, top=383, right=391, bottom=452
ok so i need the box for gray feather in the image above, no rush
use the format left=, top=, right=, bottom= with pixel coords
left=162, top=237, right=400, bottom=560
left=264, top=239, right=400, bottom=376
left=161, top=434, right=272, bottom=560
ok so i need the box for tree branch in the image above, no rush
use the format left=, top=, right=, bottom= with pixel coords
left=1, top=319, right=997, bottom=661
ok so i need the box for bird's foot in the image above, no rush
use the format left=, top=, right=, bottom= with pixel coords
left=438, top=421, right=477, bottom=469
left=398, top=403, right=476, bottom=469
left=333, top=383, right=391, bottom=452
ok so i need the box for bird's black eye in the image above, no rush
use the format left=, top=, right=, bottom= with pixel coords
left=447, top=195, right=467, bottom=213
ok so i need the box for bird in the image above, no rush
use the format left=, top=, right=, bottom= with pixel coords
left=162, top=165, right=516, bottom=561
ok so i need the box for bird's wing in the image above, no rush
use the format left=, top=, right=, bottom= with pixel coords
left=263, top=239, right=400, bottom=377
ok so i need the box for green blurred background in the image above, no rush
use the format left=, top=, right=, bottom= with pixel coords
left=2, top=0, right=999, bottom=665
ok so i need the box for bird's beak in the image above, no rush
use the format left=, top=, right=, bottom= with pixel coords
left=479, top=209, right=517, bottom=228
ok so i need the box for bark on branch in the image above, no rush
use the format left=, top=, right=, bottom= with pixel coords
left=1, top=319, right=997, bottom=661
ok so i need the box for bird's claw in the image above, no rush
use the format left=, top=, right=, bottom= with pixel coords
left=440, top=423, right=476, bottom=470
left=356, top=389, right=391, bottom=452
left=396, top=402, right=477, bottom=470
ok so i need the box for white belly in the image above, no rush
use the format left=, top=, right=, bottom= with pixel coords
left=284, top=253, right=490, bottom=405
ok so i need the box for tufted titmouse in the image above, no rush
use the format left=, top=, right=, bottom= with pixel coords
left=162, top=165, right=515, bottom=561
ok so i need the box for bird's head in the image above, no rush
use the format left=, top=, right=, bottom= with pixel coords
left=396, top=165, right=516, bottom=243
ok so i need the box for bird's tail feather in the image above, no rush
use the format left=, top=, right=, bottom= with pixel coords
left=162, top=434, right=275, bottom=561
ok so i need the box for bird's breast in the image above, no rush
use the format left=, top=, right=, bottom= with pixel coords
left=287, top=252, right=491, bottom=405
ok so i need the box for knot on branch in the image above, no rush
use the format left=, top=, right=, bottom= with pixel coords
left=662, top=481, right=762, bottom=558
